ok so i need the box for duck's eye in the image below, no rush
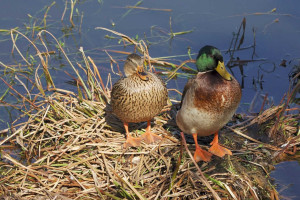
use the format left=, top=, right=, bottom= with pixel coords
left=211, top=55, right=218, bottom=61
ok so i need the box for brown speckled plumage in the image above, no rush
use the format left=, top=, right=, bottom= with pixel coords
left=111, top=53, right=167, bottom=147
left=111, top=72, right=168, bottom=123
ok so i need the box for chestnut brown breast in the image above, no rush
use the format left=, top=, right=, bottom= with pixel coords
left=193, top=71, right=241, bottom=115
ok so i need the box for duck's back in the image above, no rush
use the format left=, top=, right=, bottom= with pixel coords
left=111, top=73, right=168, bottom=123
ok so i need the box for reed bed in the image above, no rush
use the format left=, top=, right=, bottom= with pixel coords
left=0, top=28, right=299, bottom=200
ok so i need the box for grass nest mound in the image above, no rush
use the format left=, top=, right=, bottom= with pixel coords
left=0, top=28, right=299, bottom=200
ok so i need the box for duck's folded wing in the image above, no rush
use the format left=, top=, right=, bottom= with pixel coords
left=180, top=78, right=195, bottom=108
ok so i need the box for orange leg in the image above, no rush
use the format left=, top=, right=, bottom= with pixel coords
left=208, top=132, right=232, bottom=157
left=192, top=133, right=212, bottom=162
left=123, top=122, right=141, bottom=148
left=140, top=121, right=162, bottom=144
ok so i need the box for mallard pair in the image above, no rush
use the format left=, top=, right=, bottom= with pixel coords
left=111, top=46, right=241, bottom=162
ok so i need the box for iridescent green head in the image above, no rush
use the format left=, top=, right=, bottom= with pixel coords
left=196, top=45, right=232, bottom=81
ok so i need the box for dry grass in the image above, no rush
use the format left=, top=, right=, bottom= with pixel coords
left=0, top=28, right=299, bottom=200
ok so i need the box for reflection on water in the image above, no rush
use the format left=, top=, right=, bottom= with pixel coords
left=0, top=0, right=299, bottom=198
left=271, top=161, right=300, bottom=199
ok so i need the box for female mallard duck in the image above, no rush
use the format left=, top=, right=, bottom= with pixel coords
left=111, top=53, right=168, bottom=148
left=176, top=45, right=242, bottom=162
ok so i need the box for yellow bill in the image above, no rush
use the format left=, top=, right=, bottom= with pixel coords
left=215, top=61, right=232, bottom=81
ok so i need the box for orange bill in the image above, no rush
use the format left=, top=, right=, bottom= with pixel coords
left=136, top=65, right=149, bottom=81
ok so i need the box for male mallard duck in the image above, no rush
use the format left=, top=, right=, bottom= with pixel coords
left=176, top=45, right=242, bottom=162
left=111, top=53, right=168, bottom=148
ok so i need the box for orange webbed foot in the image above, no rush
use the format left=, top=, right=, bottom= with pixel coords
left=141, top=121, right=162, bottom=144
left=194, top=146, right=213, bottom=162
left=192, top=133, right=212, bottom=162
left=208, top=132, right=232, bottom=157
left=123, top=122, right=142, bottom=148
left=141, top=131, right=162, bottom=144
left=208, top=143, right=232, bottom=157
left=123, top=135, right=142, bottom=148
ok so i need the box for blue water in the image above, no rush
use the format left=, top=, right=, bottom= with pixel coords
left=271, top=161, right=300, bottom=199
left=1, top=1, right=298, bottom=106
left=0, top=0, right=299, bottom=198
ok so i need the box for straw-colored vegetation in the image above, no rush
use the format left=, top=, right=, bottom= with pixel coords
left=0, top=14, right=299, bottom=200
